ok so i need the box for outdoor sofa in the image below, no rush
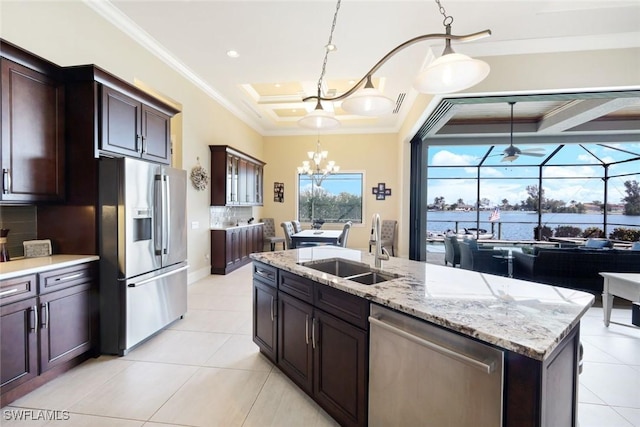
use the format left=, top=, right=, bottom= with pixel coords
left=512, top=244, right=640, bottom=294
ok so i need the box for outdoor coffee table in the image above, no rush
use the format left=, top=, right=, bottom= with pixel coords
left=599, top=272, right=640, bottom=327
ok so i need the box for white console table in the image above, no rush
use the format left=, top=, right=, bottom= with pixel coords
left=599, top=272, right=640, bottom=327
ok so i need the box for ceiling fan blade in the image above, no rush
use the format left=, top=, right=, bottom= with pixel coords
left=520, top=152, right=546, bottom=157
left=521, top=147, right=545, bottom=152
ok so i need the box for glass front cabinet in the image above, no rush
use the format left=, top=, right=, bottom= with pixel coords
left=210, top=145, right=265, bottom=206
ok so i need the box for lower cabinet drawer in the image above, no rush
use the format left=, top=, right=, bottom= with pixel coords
left=279, top=271, right=314, bottom=303
left=315, top=285, right=370, bottom=330
left=39, top=263, right=95, bottom=294
left=0, top=274, right=37, bottom=306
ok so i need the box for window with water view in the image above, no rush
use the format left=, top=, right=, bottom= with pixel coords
left=298, top=172, right=363, bottom=224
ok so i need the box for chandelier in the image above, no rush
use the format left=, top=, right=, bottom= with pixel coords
left=298, top=0, right=492, bottom=129
left=297, top=139, right=340, bottom=187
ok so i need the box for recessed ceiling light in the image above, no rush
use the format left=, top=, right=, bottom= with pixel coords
left=274, top=83, right=281, bottom=88
left=226, top=50, right=239, bottom=58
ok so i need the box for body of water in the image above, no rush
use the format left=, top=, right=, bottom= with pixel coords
left=427, top=210, right=640, bottom=241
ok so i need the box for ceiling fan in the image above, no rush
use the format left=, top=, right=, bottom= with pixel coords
left=501, top=102, right=546, bottom=162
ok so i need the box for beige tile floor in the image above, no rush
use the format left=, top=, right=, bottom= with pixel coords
left=2, top=263, right=638, bottom=426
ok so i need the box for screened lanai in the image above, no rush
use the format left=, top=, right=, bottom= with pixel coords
left=408, top=91, right=640, bottom=261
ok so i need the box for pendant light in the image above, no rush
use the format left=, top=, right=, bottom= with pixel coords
left=300, top=0, right=491, bottom=121
left=298, top=1, right=342, bottom=130
left=341, top=75, right=395, bottom=116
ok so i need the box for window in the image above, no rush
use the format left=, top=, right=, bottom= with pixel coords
left=298, top=172, right=363, bottom=224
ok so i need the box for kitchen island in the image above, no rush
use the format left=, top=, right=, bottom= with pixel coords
left=250, top=246, right=594, bottom=427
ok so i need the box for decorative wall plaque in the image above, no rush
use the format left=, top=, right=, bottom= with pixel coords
left=372, top=182, right=392, bottom=200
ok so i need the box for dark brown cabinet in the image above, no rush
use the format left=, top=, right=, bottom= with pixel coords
left=211, top=224, right=263, bottom=274
left=0, top=261, right=97, bottom=406
left=37, top=280, right=93, bottom=373
left=0, top=297, right=38, bottom=393
left=0, top=42, right=65, bottom=203
left=253, top=266, right=369, bottom=427
left=101, top=86, right=173, bottom=164
left=252, top=279, right=278, bottom=363
left=209, top=145, right=264, bottom=206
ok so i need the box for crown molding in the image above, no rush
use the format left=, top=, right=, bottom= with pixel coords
left=82, top=0, right=264, bottom=134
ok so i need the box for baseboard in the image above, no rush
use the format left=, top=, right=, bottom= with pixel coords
left=188, top=265, right=211, bottom=285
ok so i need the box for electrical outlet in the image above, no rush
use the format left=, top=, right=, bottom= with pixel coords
left=191, top=221, right=199, bottom=229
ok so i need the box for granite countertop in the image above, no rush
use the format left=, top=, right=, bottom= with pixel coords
left=210, top=222, right=263, bottom=231
left=0, top=255, right=100, bottom=280
left=250, top=246, right=595, bottom=361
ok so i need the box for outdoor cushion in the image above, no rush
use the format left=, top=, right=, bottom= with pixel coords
left=584, top=239, right=613, bottom=249
left=631, top=242, right=640, bottom=251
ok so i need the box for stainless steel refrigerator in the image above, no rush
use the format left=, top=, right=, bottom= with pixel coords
left=99, top=157, right=188, bottom=355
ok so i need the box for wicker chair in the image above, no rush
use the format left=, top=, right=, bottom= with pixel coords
left=259, top=218, right=285, bottom=251
left=443, top=235, right=461, bottom=267
left=459, top=240, right=506, bottom=276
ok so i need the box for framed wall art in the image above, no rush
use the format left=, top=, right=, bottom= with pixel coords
left=274, top=182, right=284, bottom=202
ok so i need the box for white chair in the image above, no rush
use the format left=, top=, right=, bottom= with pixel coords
left=369, top=219, right=397, bottom=256
left=260, top=218, right=285, bottom=251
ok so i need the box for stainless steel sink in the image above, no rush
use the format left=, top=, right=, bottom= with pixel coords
left=299, top=259, right=401, bottom=285
left=345, top=271, right=398, bottom=285
left=299, top=259, right=372, bottom=277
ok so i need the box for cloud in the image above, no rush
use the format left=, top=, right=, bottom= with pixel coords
left=431, top=150, right=477, bottom=166
left=544, top=165, right=598, bottom=178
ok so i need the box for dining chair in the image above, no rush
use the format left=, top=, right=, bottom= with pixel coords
left=336, top=221, right=352, bottom=247
left=369, top=219, right=397, bottom=256
left=291, top=220, right=303, bottom=233
left=280, top=221, right=296, bottom=249
left=260, top=218, right=285, bottom=251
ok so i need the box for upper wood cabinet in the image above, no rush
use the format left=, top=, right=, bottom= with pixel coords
left=209, top=145, right=265, bottom=206
left=101, top=86, right=173, bottom=164
left=65, top=65, right=179, bottom=166
left=0, top=41, right=65, bottom=203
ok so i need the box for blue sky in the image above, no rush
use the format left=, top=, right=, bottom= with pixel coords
left=300, top=173, right=363, bottom=196
left=426, top=143, right=640, bottom=207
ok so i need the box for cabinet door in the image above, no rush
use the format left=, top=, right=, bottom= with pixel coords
left=240, top=227, right=250, bottom=263
left=100, top=86, right=141, bottom=158
left=1, top=59, right=65, bottom=202
left=141, top=104, right=171, bottom=165
left=237, top=159, right=248, bottom=204
left=225, top=230, right=235, bottom=268
left=314, top=310, right=368, bottom=427
left=38, top=283, right=93, bottom=373
left=278, top=292, right=313, bottom=394
left=0, top=297, right=38, bottom=393
left=253, top=280, right=277, bottom=362
left=255, top=165, right=263, bottom=205
left=245, top=162, right=255, bottom=204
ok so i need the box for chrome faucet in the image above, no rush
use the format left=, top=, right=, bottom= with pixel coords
left=371, top=213, right=390, bottom=268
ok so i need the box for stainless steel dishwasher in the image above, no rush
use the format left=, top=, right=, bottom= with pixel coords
left=368, top=304, right=504, bottom=427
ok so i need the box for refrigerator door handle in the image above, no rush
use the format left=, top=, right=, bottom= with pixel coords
left=154, top=174, right=164, bottom=256
left=127, top=265, right=190, bottom=287
left=163, top=174, right=171, bottom=256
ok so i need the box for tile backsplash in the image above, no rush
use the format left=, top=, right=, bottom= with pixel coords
left=210, top=206, right=254, bottom=227
left=0, top=206, right=37, bottom=258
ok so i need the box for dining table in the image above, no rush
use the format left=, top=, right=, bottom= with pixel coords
left=290, top=229, right=342, bottom=249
